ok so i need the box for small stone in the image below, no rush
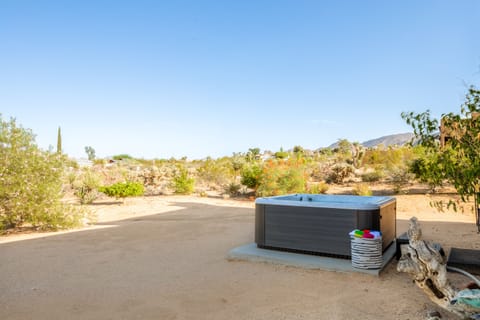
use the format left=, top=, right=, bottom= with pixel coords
left=426, top=310, right=442, bottom=319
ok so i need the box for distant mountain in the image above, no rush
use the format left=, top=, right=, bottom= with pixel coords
left=361, top=132, right=415, bottom=148
left=328, top=132, right=415, bottom=149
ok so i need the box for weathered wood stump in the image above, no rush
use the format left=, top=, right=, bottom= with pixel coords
left=397, top=217, right=480, bottom=319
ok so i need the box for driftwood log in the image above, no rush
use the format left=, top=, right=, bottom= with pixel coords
left=397, top=217, right=480, bottom=319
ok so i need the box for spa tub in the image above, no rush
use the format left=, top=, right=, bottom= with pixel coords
left=255, top=194, right=396, bottom=258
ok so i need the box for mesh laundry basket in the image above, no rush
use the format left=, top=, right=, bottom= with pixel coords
left=350, top=231, right=382, bottom=269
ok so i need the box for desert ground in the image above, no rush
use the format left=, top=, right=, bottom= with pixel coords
left=1, top=190, right=479, bottom=319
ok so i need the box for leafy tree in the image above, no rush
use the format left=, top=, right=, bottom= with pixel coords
left=402, top=86, right=480, bottom=230
left=246, top=147, right=261, bottom=162
left=293, top=145, right=305, bottom=156
left=335, top=139, right=352, bottom=157
left=0, top=115, right=84, bottom=231
left=85, top=146, right=96, bottom=161
left=57, top=126, right=62, bottom=154
left=240, top=163, right=262, bottom=190
left=408, top=147, right=444, bottom=192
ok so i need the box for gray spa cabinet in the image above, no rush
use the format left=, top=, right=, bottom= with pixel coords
left=255, top=194, right=396, bottom=258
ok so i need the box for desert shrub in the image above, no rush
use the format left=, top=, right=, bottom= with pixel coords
left=73, top=169, right=102, bottom=204
left=112, top=154, right=133, bottom=160
left=172, top=165, right=195, bottom=194
left=390, top=168, right=414, bottom=194
left=408, top=154, right=444, bottom=192
left=326, top=164, right=354, bottom=184
left=66, top=171, right=77, bottom=188
left=256, top=159, right=306, bottom=197
left=139, top=167, right=163, bottom=187
left=225, top=182, right=241, bottom=197
left=361, top=170, right=384, bottom=183
left=0, top=116, right=85, bottom=231
left=99, top=181, right=144, bottom=198
left=65, top=158, right=79, bottom=169
left=240, top=163, right=262, bottom=190
left=362, top=146, right=416, bottom=172
left=352, top=183, right=373, bottom=196
left=306, top=182, right=329, bottom=194
left=93, top=159, right=106, bottom=166
left=274, top=148, right=289, bottom=159
left=230, top=153, right=245, bottom=177
left=196, top=157, right=232, bottom=187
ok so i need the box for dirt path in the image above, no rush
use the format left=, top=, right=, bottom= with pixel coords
left=1, top=195, right=478, bottom=319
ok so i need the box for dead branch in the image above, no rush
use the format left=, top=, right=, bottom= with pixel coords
left=397, top=217, right=480, bottom=319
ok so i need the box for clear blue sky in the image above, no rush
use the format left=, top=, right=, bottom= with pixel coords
left=1, top=1, right=479, bottom=159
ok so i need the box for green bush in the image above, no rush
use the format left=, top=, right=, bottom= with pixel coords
left=99, top=182, right=145, bottom=198
left=361, top=170, right=384, bottom=182
left=172, top=165, right=195, bottom=194
left=112, top=154, right=133, bottom=160
left=196, top=157, right=232, bottom=186
left=352, top=183, right=373, bottom=196
left=274, top=150, right=289, bottom=159
left=0, top=116, right=85, bottom=231
left=225, top=182, right=241, bottom=197
left=306, top=182, right=329, bottom=194
left=408, top=154, right=444, bottom=192
left=326, top=164, right=354, bottom=184
left=256, top=159, right=306, bottom=197
left=363, top=146, right=416, bottom=172
left=390, top=168, right=414, bottom=194
left=240, top=163, right=262, bottom=190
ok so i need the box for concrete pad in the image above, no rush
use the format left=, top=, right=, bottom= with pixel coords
left=227, top=241, right=397, bottom=276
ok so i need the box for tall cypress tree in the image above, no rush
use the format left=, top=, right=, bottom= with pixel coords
left=57, top=126, right=62, bottom=154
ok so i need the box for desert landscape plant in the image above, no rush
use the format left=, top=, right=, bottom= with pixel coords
left=85, top=146, right=96, bottom=161
left=240, top=162, right=262, bottom=191
left=57, top=126, right=62, bottom=154
left=224, top=182, right=241, bottom=197
left=326, top=163, right=354, bottom=184
left=352, top=183, right=373, bottom=196
left=172, top=165, right=195, bottom=194
left=99, top=181, right=144, bottom=199
left=390, top=168, right=413, bottom=194
left=306, top=182, right=329, bottom=194
left=73, top=169, right=102, bottom=204
left=230, top=152, right=245, bottom=178
left=112, top=154, right=133, bottom=161
left=360, top=170, right=384, bottom=182
left=402, top=85, right=480, bottom=229
left=0, top=116, right=84, bottom=231
left=196, top=157, right=233, bottom=188
left=274, top=147, right=289, bottom=159
left=246, top=147, right=261, bottom=162
left=256, top=159, right=306, bottom=197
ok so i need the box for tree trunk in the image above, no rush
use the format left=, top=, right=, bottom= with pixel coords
left=475, top=193, right=480, bottom=233
left=397, top=217, right=480, bottom=319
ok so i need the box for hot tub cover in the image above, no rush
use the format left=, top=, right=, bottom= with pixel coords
left=255, top=194, right=395, bottom=211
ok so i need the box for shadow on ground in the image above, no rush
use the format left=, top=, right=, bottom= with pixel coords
left=1, top=201, right=477, bottom=320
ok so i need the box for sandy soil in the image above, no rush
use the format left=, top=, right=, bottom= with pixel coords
left=1, top=193, right=479, bottom=319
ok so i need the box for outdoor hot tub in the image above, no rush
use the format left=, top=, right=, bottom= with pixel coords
left=255, top=194, right=396, bottom=258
